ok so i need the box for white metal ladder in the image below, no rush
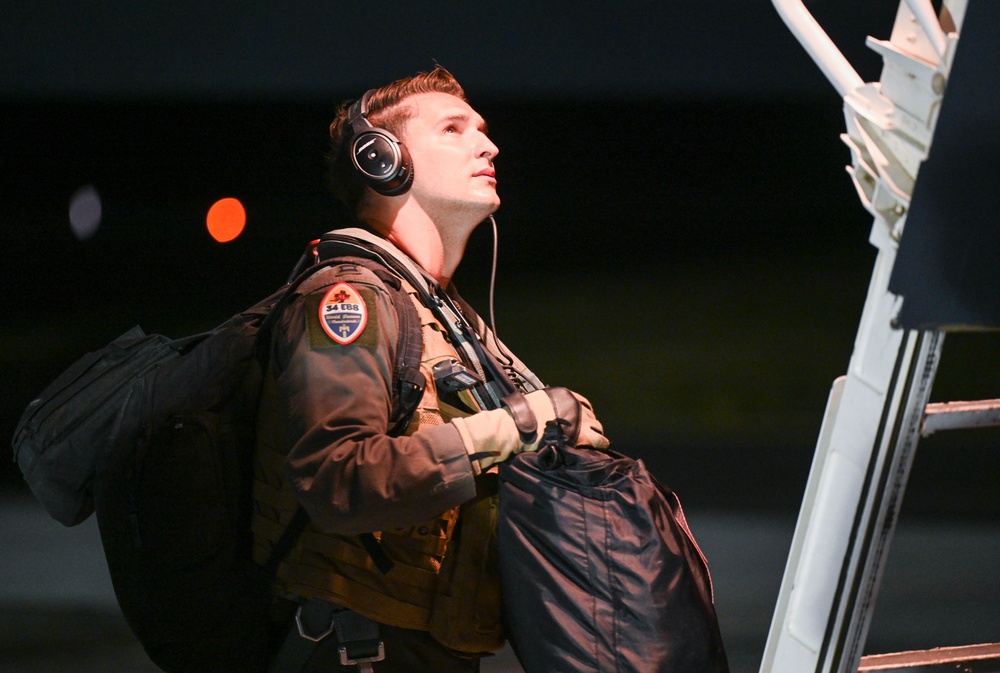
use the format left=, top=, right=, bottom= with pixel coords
left=759, top=2, right=1000, bottom=672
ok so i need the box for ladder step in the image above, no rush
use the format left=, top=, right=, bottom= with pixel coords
left=922, top=398, right=1000, bottom=436
left=859, top=642, right=1000, bottom=672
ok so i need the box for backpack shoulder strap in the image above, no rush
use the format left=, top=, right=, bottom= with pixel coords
left=316, top=228, right=436, bottom=303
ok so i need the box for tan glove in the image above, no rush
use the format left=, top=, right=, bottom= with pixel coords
left=451, top=387, right=609, bottom=473
left=568, top=391, right=610, bottom=450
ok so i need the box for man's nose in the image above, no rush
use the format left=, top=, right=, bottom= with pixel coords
left=478, top=134, right=499, bottom=159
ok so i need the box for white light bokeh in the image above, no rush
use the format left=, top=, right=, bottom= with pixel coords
left=68, top=185, right=102, bottom=240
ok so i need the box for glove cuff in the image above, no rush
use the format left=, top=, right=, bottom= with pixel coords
left=500, top=391, right=538, bottom=444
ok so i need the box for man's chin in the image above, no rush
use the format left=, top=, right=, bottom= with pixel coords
left=470, top=194, right=500, bottom=217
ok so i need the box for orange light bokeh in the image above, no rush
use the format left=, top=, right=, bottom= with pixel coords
left=206, top=197, right=246, bottom=243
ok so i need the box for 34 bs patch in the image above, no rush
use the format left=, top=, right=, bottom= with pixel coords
left=317, top=282, right=368, bottom=345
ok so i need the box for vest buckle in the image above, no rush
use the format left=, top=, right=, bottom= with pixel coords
left=339, top=641, right=385, bottom=673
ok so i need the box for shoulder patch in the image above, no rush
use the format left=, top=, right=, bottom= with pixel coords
left=317, top=282, right=368, bottom=345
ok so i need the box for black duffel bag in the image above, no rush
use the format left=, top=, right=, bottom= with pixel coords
left=497, top=427, right=729, bottom=673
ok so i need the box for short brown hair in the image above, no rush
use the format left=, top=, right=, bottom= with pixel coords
left=327, top=66, right=466, bottom=213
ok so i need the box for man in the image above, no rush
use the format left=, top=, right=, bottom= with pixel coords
left=252, top=66, right=609, bottom=672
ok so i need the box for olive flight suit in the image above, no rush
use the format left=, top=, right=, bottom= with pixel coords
left=252, top=230, right=542, bottom=671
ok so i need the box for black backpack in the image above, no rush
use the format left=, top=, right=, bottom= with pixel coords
left=11, top=240, right=426, bottom=673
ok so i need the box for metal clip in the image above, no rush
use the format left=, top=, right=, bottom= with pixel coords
left=294, top=602, right=335, bottom=643
left=339, top=642, right=385, bottom=673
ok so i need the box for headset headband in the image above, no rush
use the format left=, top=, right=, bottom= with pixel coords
left=347, top=90, right=374, bottom=134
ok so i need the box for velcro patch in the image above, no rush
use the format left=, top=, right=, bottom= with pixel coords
left=305, top=283, right=380, bottom=350
left=317, top=282, right=367, bottom=345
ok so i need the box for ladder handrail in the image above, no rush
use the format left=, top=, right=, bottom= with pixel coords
left=770, top=0, right=864, bottom=96
left=771, top=0, right=948, bottom=96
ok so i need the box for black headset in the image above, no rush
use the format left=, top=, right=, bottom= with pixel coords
left=346, top=90, right=414, bottom=196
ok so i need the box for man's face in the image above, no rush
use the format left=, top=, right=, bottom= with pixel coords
left=398, top=92, right=500, bottom=220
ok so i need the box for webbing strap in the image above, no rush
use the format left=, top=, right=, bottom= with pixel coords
left=263, top=507, right=310, bottom=578
left=359, top=532, right=395, bottom=575
left=385, top=277, right=425, bottom=436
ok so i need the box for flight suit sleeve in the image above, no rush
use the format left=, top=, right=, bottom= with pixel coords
left=270, top=263, right=477, bottom=535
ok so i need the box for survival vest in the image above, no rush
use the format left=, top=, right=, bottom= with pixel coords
left=10, top=239, right=426, bottom=673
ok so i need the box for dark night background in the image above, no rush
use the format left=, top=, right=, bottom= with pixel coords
left=2, top=2, right=999, bottom=671
left=4, top=0, right=997, bottom=516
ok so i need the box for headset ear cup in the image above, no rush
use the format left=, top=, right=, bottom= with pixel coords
left=349, top=128, right=414, bottom=196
